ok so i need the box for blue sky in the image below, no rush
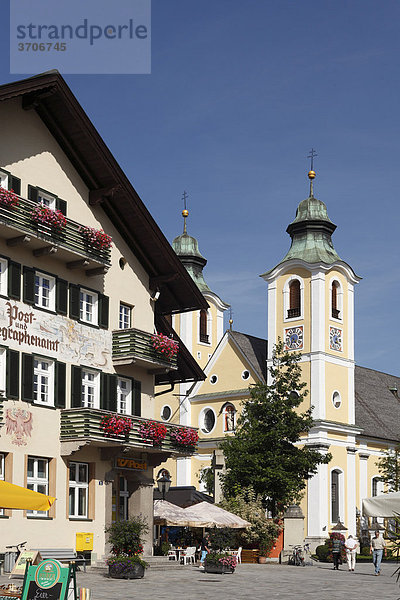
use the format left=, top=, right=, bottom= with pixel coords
left=2, top=1, right=399, bottom=375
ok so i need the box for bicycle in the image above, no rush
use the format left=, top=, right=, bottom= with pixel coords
left=4, top=541, right=26, bottom=572
left=288, top=544, right=305, bottom=566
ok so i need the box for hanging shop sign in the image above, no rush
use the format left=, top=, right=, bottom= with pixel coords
left=114, top=457, right=147, bottom=471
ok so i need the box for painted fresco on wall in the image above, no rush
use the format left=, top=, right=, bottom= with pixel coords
left=5, top=408, right=33, bottom=446
left=0, top=300, right=112, bottom=370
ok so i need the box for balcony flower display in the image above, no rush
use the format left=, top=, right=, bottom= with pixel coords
left=31, top=203, right=67, bottom=232
left=170, top=427, right=198, bottom=450
left=100, top=414, right=133, bottom=438
left=151, top=332, right=179, bottom=360
left=79, top=225, right=112, bottom=250
left=0, top=187, right=19, bottom=209
left=139, top=420, right=167, bottom=446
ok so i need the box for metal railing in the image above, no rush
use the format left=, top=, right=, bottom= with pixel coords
left=112, top=328, right=178, bottom=369
left=0, top=194, right=111, bottom=265
left=60, top=407, right=196, bottom=454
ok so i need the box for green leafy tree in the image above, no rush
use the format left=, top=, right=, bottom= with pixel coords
left=377, top=444, right=400, bottom=491
left=219, top=339, right=331, bottom=515
left=199, top=467, right=214, bottom=496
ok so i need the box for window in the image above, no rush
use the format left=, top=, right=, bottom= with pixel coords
left=288, top=280, right=301, bottom=318
left=69, top=462, right=88, bottom=519
left=119, top=303, right=131, bottom=329
left=117, top=377, right=132, bottom=415
left=27, top=457, right=49, bottom=516
left=37, top=191, right=56, bottom=209
left=0, top=171, right=8, bottom=189
left=161, top=405, right=172, bottom=421
left=0, top=258, right=8, bottom=297
left=330, top=279, right=343, bottom=321
left=223, top=403, right=236, bottom=432
left=35, top=272, right=55, bottom=311
left=0, top=453, right=4, bottom=516
left=210, top=374, right=218, bottom=385
left=81, top=369, right=100, bottom=408
left=332, top=391, right=341, bottom=409
left=119, top=476, right=129, bottom=521
left=331, top=470, right=339, bottom=524
left=80, top=289, right=98, bottom=325
left=34, top=358, right=54, bottom=406
left=242, top=370, right=250, bottom=380
left=200, top=407, right=216, bottom=434
left=199, top=309, right=209, bottom=344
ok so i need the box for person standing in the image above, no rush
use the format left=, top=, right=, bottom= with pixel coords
left=199, top=533, right=210, bottom=570
left=331, top=534, right=344, bottom=570
left=345, top=535, right=358, bottom=571
left=370, top=530, right=387, bottom=576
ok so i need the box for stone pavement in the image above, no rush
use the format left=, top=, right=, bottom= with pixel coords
left=2, top=562, right=399, bottom=600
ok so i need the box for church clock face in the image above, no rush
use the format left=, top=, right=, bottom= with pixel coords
left=284, top=326, right=303, bottom=351
left=330, top=326, right=342, bottom=352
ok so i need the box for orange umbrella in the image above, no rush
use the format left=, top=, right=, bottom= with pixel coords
left=0, top=480, right=55, bottom=510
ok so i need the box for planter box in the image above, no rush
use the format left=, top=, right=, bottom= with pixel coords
left=204, top=564, right=235, bottom=574
left=108, top=564, right=145, bottom=579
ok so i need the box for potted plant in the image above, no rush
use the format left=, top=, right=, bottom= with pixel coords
left=170, top=427, right=199, bottom=450
left=204, top=551, right=237, bottom=574
left=0, top=187, right=19, bottom=209
left=79, top=225, right=112, bottom=250
left=105, top=516, right=149, bottom=579
left=258, top=536, right=273, bottom=564
left=100, top=414, right=133, bottom=439
left=151, top=332, right=179, bottom=360
left=139, top=420, right=167, bottom=446
left=30, top=203, right=66, bottom=233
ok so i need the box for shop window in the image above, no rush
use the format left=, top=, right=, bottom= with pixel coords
left=69, top=461, right=89, bottom=519
left=33, top=357, right=54, bottom=406
left=35, top=272, right=56, bottom=311
left=199, top=309, right=209, bottom=344
left=27, top=456, right=49, bottom=517
left=222, top=403, right=236, bottom=432
left=117, top=377, right=132, bottom=415
left=119, top=303, right=131, bottom=329
left=81, top=369, right=100, bottom=408
left=200, top=407, right=216, bottom=434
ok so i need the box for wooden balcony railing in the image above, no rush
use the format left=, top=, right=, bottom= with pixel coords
left=0, top=194, right=111, bottom=269
left=112, top=328, right=178, bottom=370
left=60, top=408, right=196, bottom=454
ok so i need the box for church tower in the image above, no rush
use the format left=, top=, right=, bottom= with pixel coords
left=261, top=161, right=361, bottom=542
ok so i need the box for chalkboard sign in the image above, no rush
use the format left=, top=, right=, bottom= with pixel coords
left=21, top=562, right=76, bottom=600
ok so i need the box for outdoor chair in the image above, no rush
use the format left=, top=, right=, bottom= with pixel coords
left=230, top=547, right=242, bottom=564
left=180, top=546, right=196, bottom=565
left=167, top=549, right=177, bottom=561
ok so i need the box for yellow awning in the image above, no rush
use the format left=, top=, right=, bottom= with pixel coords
left=0, top=480, right=56, bottom=510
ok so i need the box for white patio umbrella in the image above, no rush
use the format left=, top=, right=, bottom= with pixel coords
left=154, top=499, right=213, bottom=527
left=362, top=491, right=400, bottom=517
left=184, top=501, right=251, bottom=528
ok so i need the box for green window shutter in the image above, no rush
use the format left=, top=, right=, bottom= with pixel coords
left=8, top=261, right=21, bottom=300
left=6, top=349, right=19, bottom=399
left=133, top=380, right=141, bottom=416
left=55, top=198, right=67, bottom=216
left=8, top=176, right=21, bottom=196
left=71, top=365, right=82, bottom=408
left=22, top=353, right=34, bottom=403
left=100, top=373, right=117, bottom=412
left=69, top=284, right=80, bottom=320
left=98, top=294, right=109, bottom=329
left=56, top=278, right=68, bottom=315
left=27, top=185, right=38, bottom=203
left=23, top=266, right=35, bottom=305
left=55, top=361, right=66, bottom=408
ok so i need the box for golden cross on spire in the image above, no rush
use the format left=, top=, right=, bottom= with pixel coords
left=182, top=190, right=189, bottom=233
left=307, top=148, right=317, bottom=196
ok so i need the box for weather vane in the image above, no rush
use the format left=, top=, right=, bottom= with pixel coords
left=182, top=190, right=189, bottom=233
left=307, top=148, right=317, bottom=196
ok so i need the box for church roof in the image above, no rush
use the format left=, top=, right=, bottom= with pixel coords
left=355, top=366, right=400, bottom=442
left=172, top=231, right=212, bottom=294
left=229, top=330, right=267, bottom=382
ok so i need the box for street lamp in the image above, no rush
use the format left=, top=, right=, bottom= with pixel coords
left=157, top=473, right=171, bottom=501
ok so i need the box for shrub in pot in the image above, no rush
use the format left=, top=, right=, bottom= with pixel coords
left=105, top=516, right=149, bottom=579
left=204, top=551, right=237, bottom=574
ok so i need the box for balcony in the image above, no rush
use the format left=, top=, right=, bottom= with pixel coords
left=60, top=408, right=197, bottom=456
left=112, top=328, right=178, bottom=371
left=287, top=308, right=301, bottom=319
left=0, top=194, right=111, bottom=275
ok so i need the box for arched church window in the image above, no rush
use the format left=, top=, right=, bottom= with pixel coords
left=288, top=280, right=301, bottom=318
left=222, top=403, right=236, bottom=432
left=331, top=470, right=340, bottom=523
left=332, top=281, right=340, bottom=319
left=199, top=309, right=209, bottom=343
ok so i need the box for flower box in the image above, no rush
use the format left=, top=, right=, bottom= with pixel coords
left=204, top=564, right=235, bottom=574
left=151, top=333, right=179, bottom=360
left=80, top=225, right=112, bottom=250
left=108, top=563, right=145, bottom=579
left=0, top=188, right=19, bottom=209
left=170, top=427, right=198, bottom=450
left=139, top=421, right=167, bottom=446
left=100, top=415, right=133, bottom=438
left=30, top=203, right=66, bottom=233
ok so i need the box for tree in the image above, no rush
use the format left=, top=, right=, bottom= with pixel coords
left=377, top=444, right=400, bottom=491
left=219, top=339, right=331, bottom=515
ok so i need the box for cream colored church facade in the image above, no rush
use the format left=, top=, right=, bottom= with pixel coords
left=156, top=173, right=400, bottom=547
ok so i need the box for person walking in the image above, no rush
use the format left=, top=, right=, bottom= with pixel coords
left=370, top=530, right=386, bottom=576
left=199, top=533, right=210, bottom=570
left=345, top=535, right=358, bottom=571
left=331, top=534, right=344, bottom=570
